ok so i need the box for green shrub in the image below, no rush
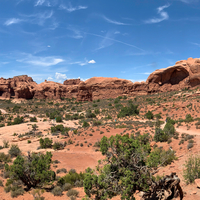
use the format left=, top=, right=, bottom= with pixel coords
left=147, top=148, right=177, bottom=168
left=94, top=109, right=100, bottom=114
left=93, top=121, right=101, bottom=126
left=163, top=122, right=175, bottom=136
left=8, top=145, right=21, bottom=158
left=86, top=111, right=96, bottom=118
left=187, top=143, right=193, bottom=149
left=30, top=117, right=37, bottom=122
left=5, top=152, right=55, bottom=189
left=154, top=128, right=168, bottom=142
left=3, top=140, right=9, bottom=148
left=56, top=116, right=62, bottom=123
left=11, top=187, right=24, bottom=198
left=83, top=121, right=89, bottom=127
left=183, top=155, right=200, bottom=184
left=12, top=116, right=24, bottom=125
left=155, top=114, right=161, bottom=119
left=0, top=180, right=3, bottom=187
left=40, top=138, right=53, bottom=149
left=57, top=171, right=85, bottom=186
left=67, top=189, right=79, bottom=197
left=52, top=186, right=63, bottom=196
left=62, top=183, right=72, bottom=191
left=145, top=111, right=154, bottom=120
left=185, top=114, right=193, bottom=122
left=53, top=142, right=65, bottom=150
left=117, top=103, right=139, bottom=118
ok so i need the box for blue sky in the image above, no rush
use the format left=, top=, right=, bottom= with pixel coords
left=1, top=0, right=200, bottom=83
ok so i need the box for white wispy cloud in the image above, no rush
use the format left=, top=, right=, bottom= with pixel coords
left=55, top=72, right=67, bottom=82
left=102, top=15, right=129, bottom=25
left=59, top=3, right=87, bottom=12
left=35, top=0, right=45, bottom=6
left=67, top=26, right=83, bottom=39
left=4, top=18, right=22, bottom=26
left=114, top=31, right=120, bottom=34
left=69, top=59, right=96, bottom=66
left=88, top=60, right=96, bottom=64
left=179, top=0, right=198, bottom=3
left=17, top=54, right=64, bottom=67
left=191, top=42, right=200, bottom=47
left=47, top=76, right=53, bottom=80
left=144, top=4, right=170, bottom=24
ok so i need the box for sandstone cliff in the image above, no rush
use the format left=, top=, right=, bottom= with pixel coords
left=0, top=57, right=200, bottom=101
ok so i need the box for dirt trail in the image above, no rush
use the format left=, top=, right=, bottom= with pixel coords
left=0, top=109, right=7, bottom=114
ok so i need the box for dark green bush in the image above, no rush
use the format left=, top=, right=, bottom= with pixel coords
left=5, top=152, right=55, bottom=189
left=12, top=117, right=24, bottom=125
left=57, top=171, right=85, bottom=186
left=154, top=128, right=168, bottom=142
left=40, top=138, right=53, bottom=149
left=145, top=111, right=154, bottom=120
left=117, top=103, right=139, bottom=118
left=83, top=121, right=89, bottom=127
left=53, top=142, right=65, bottom=150
left=147, top=148, right=177, bottom=167
left=30, top=117, right=37, bottom=122
left=56, top=116, right=62, bottom=123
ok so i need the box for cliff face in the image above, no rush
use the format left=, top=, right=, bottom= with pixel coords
left=0, top=75, right=37, bottom=99
left=1, top=57, right=200, bottom=101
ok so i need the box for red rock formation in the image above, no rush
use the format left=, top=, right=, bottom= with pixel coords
left=146, top=57, right=200, bottom=93
left=34, top=81, right=79, bottom=99
left=63, top=79, right=82, bottom=85
left=0, top=75, right=37, bottom=99
left=77, top=77, right=134, bottom=101
left=1, top=57, right=200, bottom=101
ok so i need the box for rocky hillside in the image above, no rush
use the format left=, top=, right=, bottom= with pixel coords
left=1, top=57, right=200, bottom=101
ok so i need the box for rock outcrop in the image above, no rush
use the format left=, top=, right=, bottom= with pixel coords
left=146, top=57, right=200, bottom=93
left=63, top=79, right=82, bottom=85
left=0, top=75, right=37, bottom=99
left=77, top=77, right=134, bottom=101
left=1, top=57, right=200, bottom=101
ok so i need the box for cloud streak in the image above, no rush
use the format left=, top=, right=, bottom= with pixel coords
left=85, top=32, right=145, bottom=52
left=4, top=18, right=22, bottom=26
left=59, top=3, right=87, bottom=12
left=179, top=0, right=199, bottom=3
left=17, top=54, right=64, bottom=67
left=35, top=0, right=45, bottom=6
left=102, top=15, right=129, bottom=25
left=144, top=4, right=170, bottom=24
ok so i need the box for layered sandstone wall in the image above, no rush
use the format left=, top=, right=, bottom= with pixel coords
left=1, top=57, right=200, bottom=101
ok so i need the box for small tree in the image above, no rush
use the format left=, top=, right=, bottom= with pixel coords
left=145, top=111, right=154, bottom=120
left=5, top=152, right=55, bottom=189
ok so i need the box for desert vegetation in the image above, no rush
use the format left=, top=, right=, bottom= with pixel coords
left=0, top=88, right=199, bottom=199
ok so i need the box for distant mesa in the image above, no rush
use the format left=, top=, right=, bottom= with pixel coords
left=1, top=57, right=200, bottom=101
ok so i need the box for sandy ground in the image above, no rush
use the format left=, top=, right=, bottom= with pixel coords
left=0, top=104, right=199, bottom=199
